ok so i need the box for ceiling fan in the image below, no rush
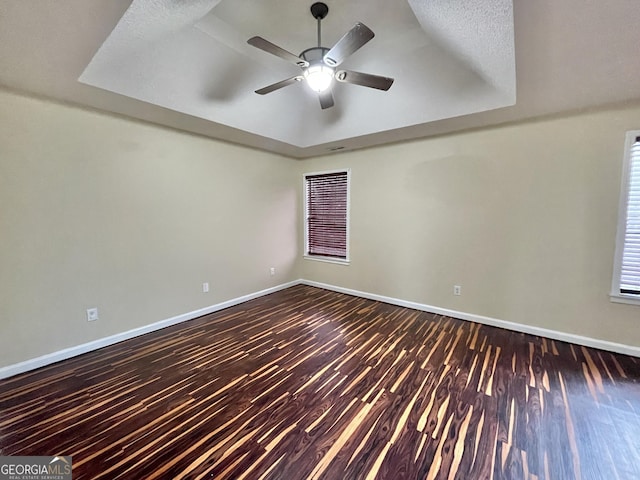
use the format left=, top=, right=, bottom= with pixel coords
left=247, top=2, right=394, bottom=109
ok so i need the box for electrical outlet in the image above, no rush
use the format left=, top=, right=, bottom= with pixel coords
left=87, top=307, right=99, bottom=322
left=270, top=267, right=276, bottom=276
left=453, top=285, right=462, bottom=296
left=202, top=282, right=209, bottom=293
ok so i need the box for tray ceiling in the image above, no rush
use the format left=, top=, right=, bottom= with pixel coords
left=0, top=0, right=639, bottom=158
left=78, top=0, right=515, bottom=148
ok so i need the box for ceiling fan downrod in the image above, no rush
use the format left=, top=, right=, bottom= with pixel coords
left=310, top=2, right=329, bottom=48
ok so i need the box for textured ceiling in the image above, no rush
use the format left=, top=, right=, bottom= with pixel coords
left=78, top=0, right=515, bottom=148
left=0, top=0, right=639, bottom=158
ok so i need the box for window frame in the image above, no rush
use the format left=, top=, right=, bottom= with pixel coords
left=303, top=168, right=351, bottom=265
left=611, top=130, right=640, bottom=305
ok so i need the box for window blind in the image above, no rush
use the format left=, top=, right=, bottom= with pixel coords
left=306, top=171, right=348, bottom=258
left=620, top=136, right=640, bottom=295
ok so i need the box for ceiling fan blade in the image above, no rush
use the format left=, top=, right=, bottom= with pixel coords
left=323, top=22, right=375, bottom=67
left=318, top=90, right=334, bottom=109
left=255, top=76, right=303, bottom=95
left=335, top=70, right=394, bottom=91
left=247, top=36, right=309, bottom=67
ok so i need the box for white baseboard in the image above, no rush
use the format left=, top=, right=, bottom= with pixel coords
left=3, top=278, right=638, bottom=380
left=300, top=279, right=640, bottom=358
left=0, top=280, right=299, bottom=380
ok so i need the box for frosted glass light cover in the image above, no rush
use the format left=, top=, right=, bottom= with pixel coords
left=304, top=65, right=334, bottom=92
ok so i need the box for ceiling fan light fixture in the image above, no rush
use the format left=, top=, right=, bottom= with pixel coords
left=304, top=64, right=334, bottom=92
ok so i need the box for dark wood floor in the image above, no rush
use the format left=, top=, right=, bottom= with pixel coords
left=1, top=285, right=639, bottom=479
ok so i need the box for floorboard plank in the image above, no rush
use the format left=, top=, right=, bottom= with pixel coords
left=1, top=285, right=638, bottom=479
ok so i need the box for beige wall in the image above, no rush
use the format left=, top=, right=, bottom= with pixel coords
left=2, top=88, right=639, bottom=371
left=0, top=89, right=299, bottom=367
left=297, top=105, right=640, bottom=348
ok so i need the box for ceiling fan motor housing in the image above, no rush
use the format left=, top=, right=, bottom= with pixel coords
left=300, top=47, right=330, bottom=63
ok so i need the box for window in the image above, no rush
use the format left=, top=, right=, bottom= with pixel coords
left=304, top=170, right=350, bottom=263
left=611, top=131, right=640, bottom=304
